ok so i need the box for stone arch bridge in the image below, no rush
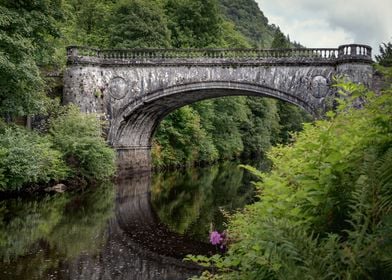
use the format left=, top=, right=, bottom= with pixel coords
left=64, top=44, right=373, bottom=173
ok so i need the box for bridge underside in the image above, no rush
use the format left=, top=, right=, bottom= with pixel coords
left=115, top=83, right=318, bottom=174
left=115, top=82, right=317, bottom=148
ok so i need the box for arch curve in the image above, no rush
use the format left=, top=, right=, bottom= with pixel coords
left=112, top=81, right=316, bottom=148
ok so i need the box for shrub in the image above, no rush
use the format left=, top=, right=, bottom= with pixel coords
left=190, top=80, right=392, bottom=279
left=0, top=127, right=68, bottom=191
left=49, top=105, right=116, bottom=182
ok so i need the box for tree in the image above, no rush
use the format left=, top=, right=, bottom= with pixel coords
left=0, top=0, right=63, bottom=119
left=61, top=0, right=112, bottom=47
left=376, top=41, right=392, bottom=67
left=240, top=98, right=280, bottom=158
left=165, top=0, right=223, bottom=48
left=108, top=0, right=171, bottom=48
left=271, top=27, right=290, bottom=49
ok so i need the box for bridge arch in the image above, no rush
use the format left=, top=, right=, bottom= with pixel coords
left=114, top=80, right=316, bottom=149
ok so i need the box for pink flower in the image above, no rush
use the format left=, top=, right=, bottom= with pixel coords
left=210, top=231, right=223, bottom=245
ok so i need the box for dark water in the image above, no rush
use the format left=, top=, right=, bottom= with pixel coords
left=0, top=161, right=266, bottom=280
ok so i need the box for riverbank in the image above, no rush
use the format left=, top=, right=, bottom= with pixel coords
left=0, top=105, right=116, bottom=196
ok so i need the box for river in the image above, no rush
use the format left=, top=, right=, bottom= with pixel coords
left=0, top=160, right=268, bottom=280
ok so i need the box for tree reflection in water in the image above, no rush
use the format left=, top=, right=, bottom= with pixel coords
left=0, top=173, right=208, bottom=279
left=151, top=161, right=257, bottom=241
left=0, top=183, right=114, bottom=279
left=0, top=161, right=262, bottom=280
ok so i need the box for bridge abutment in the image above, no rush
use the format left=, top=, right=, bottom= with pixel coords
left=116, top=146, right=152, bottom=175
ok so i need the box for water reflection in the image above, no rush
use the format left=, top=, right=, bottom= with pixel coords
left=0, top=184, right=114, bottom=279
left=151, top=162, right=257, bottom=240
left=0, top=175, right=207, bottom=280
left=0, top=161, right=263, bottom=279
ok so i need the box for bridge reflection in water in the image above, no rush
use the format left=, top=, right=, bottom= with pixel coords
left=58, top=173, right=213, bottom=280
left=0, top=172, right=220, bottom=280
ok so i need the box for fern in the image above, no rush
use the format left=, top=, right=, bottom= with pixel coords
left=191, top=78, right=392, bottom=280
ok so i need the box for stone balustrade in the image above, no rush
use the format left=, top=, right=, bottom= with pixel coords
left=66, top=44, right=372, bottom=64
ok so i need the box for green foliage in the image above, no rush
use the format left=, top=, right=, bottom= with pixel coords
left=192, top=80, right=392, bottom=279
left=376, top=41, right=392, bottom=67
left=240, top=98, right=280, bottom=158
left=61, top=0, right=112, bottom=48
left=271, top=27, right=291, bottom=49
left=49, top=105, right=116, bottom=182
left=0, top=0, right=63, bottom=119
left=220, top=20, right=252, bottom=48
left=153, top=106, right=218, bottom=168
left=149, top=0, right=308, bottom=168
left=0, top=102, right=116, bottom=191
left=204, top=97, right=248, bottom=160
left=1, top=0, right=310, bottom=181
left=0, top=182, right=114, bottom=273
left=45, top=183, right=114, bottom=258
left=0, top=195, right=69, bottom=262
left=219, top=0, right=274, bottom=48
left=0, top=127, right=68, bottom=191
left=276, top=102, right=312, bottom=144
left=165, top=0, right=223, bottom=48
left=109, top=0, right=171, bottom=48
left=151, top=162, right=256, bottom=240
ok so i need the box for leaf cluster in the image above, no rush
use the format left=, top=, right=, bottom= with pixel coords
left=0, top=104, right=116, bottom=191
left=192, top=78, right=392, bottom=279
left=49, top=105, right=116, bottom=182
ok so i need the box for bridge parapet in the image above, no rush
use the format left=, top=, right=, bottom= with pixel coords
left=338, top=44, right=372, bottom=61
left=66, top=44, right=372, bottom=65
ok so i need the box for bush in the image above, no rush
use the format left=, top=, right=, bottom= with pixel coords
left=191, top=80, right=392, bottom=279
left=0, top=127, right=68, bottom=191
left=49, top=105, right=116, bottom=182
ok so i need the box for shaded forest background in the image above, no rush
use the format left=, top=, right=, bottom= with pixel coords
left=1, top=0, right=310, bottom=170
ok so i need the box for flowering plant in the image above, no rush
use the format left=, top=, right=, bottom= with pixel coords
left=209, top=231, right=223, bottom=245
left=209, top=230, right=228, bottom=252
